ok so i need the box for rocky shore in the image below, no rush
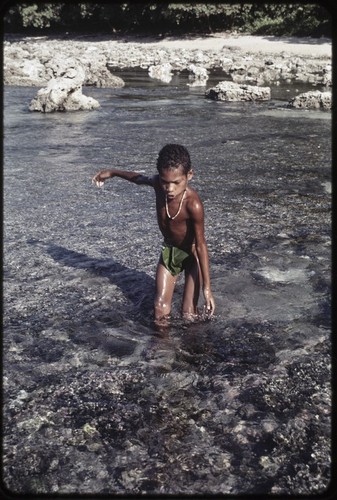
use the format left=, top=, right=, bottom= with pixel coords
left=3, top=33, right=332, bottom=496
left=4, top=33, right=332, bottom=90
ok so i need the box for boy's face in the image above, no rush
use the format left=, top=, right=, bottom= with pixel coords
left=159, top=165, right=193, bottom=200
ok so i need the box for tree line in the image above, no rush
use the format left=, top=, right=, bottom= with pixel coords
left=3, top=2, right=332, bottom=37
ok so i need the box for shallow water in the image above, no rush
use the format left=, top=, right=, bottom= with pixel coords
left=3, top=75, right=331, bottom=495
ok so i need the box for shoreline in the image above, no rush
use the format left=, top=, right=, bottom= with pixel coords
left=119, top=32, right=332, bottom=58
left=3, top=33, right=332, bottom=90
left=4, top=32, right=332, bottom=57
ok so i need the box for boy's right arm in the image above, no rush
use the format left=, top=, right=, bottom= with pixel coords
left=92, top=169, right=154, bottom=187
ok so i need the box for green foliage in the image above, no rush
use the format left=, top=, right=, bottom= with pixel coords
left=244, top=3, right=331, bottom=36
left=20, top=4, right=57, bottom=28
left=4, top=2, right=62, bottom=30
left=2, top=2, right=332, bottom=37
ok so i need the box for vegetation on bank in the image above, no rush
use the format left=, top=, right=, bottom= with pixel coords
left=2, top=2, right=332, bottom=37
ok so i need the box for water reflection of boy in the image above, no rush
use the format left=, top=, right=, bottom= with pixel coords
left=92, top=143, right=215, bottom=325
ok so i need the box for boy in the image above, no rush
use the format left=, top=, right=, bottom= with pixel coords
left=92, top=144, right=215, bottom=323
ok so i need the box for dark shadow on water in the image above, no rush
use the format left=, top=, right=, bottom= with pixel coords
left=24, top=241, right=281, bottom=383
left=28, top=240, right=155, bottom=322
left=26, top=241, right=278, bottom=371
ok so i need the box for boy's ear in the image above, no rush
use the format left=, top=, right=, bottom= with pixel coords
left=187, top=169, right=194, bottom=181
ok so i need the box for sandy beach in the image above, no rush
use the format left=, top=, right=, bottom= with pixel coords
left=121, top=33, right=332, bottom=57
left=7, top=32, right=332, bottom=58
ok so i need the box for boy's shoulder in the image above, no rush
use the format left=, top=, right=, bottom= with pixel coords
left=135, top=173, right=157, bottom=186
left=152, top=174, right=161, bottom=188
left=186, top=187, right=204, bottom=214
left=187, top=186, right=201, bottom=202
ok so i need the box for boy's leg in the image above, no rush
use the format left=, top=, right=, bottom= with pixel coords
left=154, top=261, right=177, bottom=321
left=182, top=255, right=201, bottom=318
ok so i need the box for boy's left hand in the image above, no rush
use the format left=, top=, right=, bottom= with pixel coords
left=203, top=288, right=215, bottom=316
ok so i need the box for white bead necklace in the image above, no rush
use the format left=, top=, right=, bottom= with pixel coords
left=165, top=189, right=186, bottom=220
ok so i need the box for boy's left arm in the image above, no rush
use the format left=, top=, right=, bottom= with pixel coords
left=191, top=199, right=215, bottom=315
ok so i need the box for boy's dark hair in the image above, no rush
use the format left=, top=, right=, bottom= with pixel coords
left=157, top=144, right=191, bottom=175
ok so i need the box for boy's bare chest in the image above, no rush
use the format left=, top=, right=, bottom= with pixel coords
left=156, top=199, right=189, bottom=229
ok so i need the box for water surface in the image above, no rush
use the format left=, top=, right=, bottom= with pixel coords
left=3, top=75, right=331, bottom=495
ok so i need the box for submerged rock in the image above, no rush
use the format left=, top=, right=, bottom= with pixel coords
left=205, top=81, right=271, bottom=101
left=3, top=75, right=331, bottom=495
left=288, top=90, right=332, bottom=110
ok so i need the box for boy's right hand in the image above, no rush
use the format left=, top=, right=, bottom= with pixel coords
left=92, top=170, right=111, bottom=187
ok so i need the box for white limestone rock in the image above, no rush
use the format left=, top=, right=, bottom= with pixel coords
left=205, top=81, right=271, bottom=101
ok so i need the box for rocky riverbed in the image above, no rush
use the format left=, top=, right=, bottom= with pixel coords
left=3, top=33, right=332, bottom=497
